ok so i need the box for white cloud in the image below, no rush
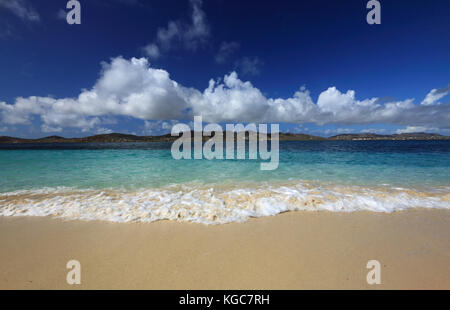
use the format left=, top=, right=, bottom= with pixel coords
left=0, top=57, right=193, bottom=132
left=234, top=57, right=263, bottom=76
left=143, top=120, right=179, bottom=135
left=41, top=124, right=62, bottom=133
left=142, top=43, right=160, bottom=60
left=143, top=0, right=209, bottom=59
left=182, top=0, right=209, bottom=48
left=396, top=126, right=438, bottom=134
left=1, top=57, right=450, bottom=134
left=0, top=0, right=40, bottom=22
left=96, top=127, right=114, bottom=135
left=421, top=85, right=450, bottom=106
left=361, top=128, right=388, bottom=134
left=324, top=128, right=355, bottom=136
left=191, top=72, right=269, bottom=123
left=215, top=41, right=240, bottom=64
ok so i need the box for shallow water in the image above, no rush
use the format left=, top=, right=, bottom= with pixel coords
left=1, top=140, right=449, bottom=224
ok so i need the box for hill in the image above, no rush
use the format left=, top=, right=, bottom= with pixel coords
left=0, top=132, right=448, bottom=144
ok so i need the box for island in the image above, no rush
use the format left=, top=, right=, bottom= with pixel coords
left=0, top=132, right=448, bottom=144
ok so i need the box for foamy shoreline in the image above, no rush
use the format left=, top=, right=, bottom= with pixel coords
left=0, top=181, right=449, bottom=224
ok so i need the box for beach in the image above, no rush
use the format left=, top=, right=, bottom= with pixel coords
left=1, top=209, right=449, bottom=290
left=1, top=140, right=449, bottom=289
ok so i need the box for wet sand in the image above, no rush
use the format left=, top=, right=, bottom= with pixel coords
left=0, top=209, right=449, bottom=289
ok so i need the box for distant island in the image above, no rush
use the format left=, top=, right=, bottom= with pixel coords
left=1, top=132, right=449, bottom=144
left=327, top=133, right=450, bottom=141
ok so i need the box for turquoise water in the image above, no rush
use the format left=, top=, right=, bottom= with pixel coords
left=1, top=141, right=449, bottom=192
left=0, top=141, right=449, bottom=224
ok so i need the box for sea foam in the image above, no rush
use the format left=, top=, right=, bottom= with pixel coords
left=1, top=182, right=449, bottom=224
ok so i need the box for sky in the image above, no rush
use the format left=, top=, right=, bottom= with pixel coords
left=0, top=0, right=449, bottom=138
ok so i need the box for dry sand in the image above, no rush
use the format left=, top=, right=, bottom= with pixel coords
left=0, top=209, right=449, bottom=289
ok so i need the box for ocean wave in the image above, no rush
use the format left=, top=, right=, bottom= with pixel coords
left=0, top=182, right=449, bottom=224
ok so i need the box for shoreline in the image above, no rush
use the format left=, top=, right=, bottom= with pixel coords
left=1, top=132, right=449, bottom=144
left=1, top=183, right=449, bottom=224
left=1, top=209, right=449, bottom=289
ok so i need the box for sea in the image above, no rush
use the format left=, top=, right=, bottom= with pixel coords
left=0, top=140, right=449, bottom=224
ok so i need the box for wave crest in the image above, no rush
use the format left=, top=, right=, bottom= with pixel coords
left=0, top=183, right=449, bottom=224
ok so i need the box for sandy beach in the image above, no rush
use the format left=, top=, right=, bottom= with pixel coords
left=0, top=209, right=449, bottom=290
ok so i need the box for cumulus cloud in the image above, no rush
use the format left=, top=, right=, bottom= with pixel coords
left=0, top=57, right=193, bottom=132
left=0, top=0, right=40, bottom=22
left=1, top=57, right=450, bottom=134
left=143, top=0, right=209, bottom=59
left=191, top=72, right=269, bottom=123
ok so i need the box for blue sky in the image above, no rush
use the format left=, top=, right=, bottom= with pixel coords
left=0, top=0, right=449, bottom=138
